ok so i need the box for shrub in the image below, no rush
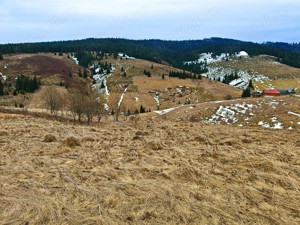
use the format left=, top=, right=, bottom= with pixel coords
left=43, top=134, right=57, bottom=143
left=224, top=94, right=233, bottom=100
left=64, top=136, right=81, bottom=148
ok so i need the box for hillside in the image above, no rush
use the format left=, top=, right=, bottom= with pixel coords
left=189, top=52, right=300, bottom=92
left=92, top=55, right=242, bottom=113
left=152, top=95, right=300, bottom=130
left=0, top=112, right=299, bottom=224
left=0, top=53, right=88, bottom=89
left=0, top=51, right=299, bottom=225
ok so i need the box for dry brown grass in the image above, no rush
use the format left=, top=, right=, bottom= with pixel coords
left=161, top=95, right=300, bottom=130
left=254, top=79, right=300, bottom=92
left=102, top=56, right=241, bottom=113
left=0, top=114, right=299, bottom=224
left=214, top=55, right=300, bottom=79
left=0, top=53, right=88, bottom=90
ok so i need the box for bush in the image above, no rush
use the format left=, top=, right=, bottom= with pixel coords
left=64, top=136, right=81, bottom=148
left=43, top=134, right=57, bottom=143
left=224, top=94, right=233, bottom=100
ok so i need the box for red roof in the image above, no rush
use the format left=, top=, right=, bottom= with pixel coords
left=263, top=89, right=280, bottom=94
left=263, top=89, right=280, bottom=96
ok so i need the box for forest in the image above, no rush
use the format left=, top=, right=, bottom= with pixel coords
left=1, top=38, right=300, bottom=69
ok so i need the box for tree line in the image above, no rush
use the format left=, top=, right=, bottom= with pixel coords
left=1, top=38, right=300, bottom=69
left=169, top=71, right=201, bottom=80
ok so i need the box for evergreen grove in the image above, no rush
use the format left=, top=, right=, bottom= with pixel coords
left=15, top=75, right=40, bottom=93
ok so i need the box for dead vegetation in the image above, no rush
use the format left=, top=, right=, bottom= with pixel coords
left=0, top=115, right=299, bottom=224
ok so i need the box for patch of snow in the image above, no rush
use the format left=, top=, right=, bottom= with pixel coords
left=103, top=103, right=109, bottom=111
left=258, top=121, right=270, bottom=128
left=135, top=97, right=139, bottom=102
left=118, top=53, right=135, bottom=59
left=184, top=52, right=229, bottom=65
left=70, top=55, right=79, bottom=65
left=154, top=105, right=184, bottom=115
left=273, top=123, right=284, bottom=129
left=205, top=102, right=258, bottom=125
left=258, top=117, right=283, bottom=129
left=235, top=51, right=249, bottom=58
left=118, top=87, right=129, bottom=109
left=0, top=73, right=7, bottom=81
left=154, top=94, right=160, bottom=110
left=288, top=111, right=300, bottom=117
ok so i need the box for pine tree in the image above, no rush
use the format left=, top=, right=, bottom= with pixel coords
left=162, top=74, right=165, bottom=79
left=83, top=69, right=88, bottom=78
left=79, top=69, right=82, bottom=77
left=0, top=54, right=4, bottom=60
left=33, top=76, right=39, bottom=91
left=140, top=105, right=146, bottom=114
left=241, top=88, right=251, bottom=98
left=248, top=79, right=254, bottom=89
left=101, top=81, right=105, bottom=89
left=0, top=80, right=4, bottom=95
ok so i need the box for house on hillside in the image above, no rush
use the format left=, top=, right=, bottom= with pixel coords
left=279, top=88, right=296, bottom=95
left=262, top=89, right=280, bottom=97
left=251, top=91, right=262, bottom=98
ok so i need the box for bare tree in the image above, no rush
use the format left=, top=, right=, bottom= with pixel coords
left=44, top=86, right=64, bottom=118
left=68, top=90, right=85, bottom=122
left=68, top=89, right=107, bottom=125
left=95, top=93, right=108, bottom=123
left=82, top=92, right=99, bottom=125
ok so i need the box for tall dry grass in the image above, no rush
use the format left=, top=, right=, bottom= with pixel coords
left=0, top=115, right=299, bottom=224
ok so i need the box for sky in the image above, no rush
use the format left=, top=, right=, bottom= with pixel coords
left=1, top=0, right=300, bottom=44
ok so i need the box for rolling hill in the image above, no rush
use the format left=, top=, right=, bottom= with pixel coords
left=0, top=39, right=300, bottom=225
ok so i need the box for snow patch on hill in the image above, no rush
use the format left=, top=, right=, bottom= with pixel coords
left=184, top=53, right=229, bottom=65
left=118, top=53, right=135, bottom=59
left=204, top=99, right=291, bottom=129
left=70, top=55, right=79, bottom=65
left=0, top=72, right=7, bottom=81
left=203, top=67, right=269, bottom=89
left=235, top=51, right=249, bottom=58
left=185, top=51, right=271, bottom=90
left=205, top=102, right=257, bottom=125
left=92, top=65, right=115, bottom=95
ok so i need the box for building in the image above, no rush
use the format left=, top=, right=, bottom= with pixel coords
left=262, top=89, right=280, bottom=97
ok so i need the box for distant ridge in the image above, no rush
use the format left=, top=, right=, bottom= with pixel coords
left=1, top=37, right=300, bottom=69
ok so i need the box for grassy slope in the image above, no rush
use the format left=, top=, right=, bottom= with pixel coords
left=155, top=95, right=300, bottom=129
left=101, top=56, right=242, bottom=112
left=0, top=114, right=299, bottom=224
left=212, top=55, right=300, bottom=91
left=0, top=53, right=88, bottom=89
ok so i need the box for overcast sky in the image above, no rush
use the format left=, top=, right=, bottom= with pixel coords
left=1, top=0, right=300, bottom=44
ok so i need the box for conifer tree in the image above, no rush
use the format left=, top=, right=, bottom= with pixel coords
left=0, top=80, right=4, bottom=96
left=241, top=88, right=251, bottom=98
left=248, top=79, right=254, bottom=89
left=83, top=69, right=88, bottom=78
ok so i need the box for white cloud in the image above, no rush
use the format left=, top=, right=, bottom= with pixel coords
left=1, top=0, right=300, bottom=43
